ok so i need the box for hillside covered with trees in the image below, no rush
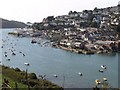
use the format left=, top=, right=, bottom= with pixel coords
left=0, top=18, right=27, bottom=28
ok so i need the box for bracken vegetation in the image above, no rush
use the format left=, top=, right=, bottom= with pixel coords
left=1, top=65, right=62, bottom=90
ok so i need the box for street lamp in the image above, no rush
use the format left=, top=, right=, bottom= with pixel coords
left=24, top=63, right=30, bottom=90
left=38, top=75, right=46, bottom=89
left=62, top=75, right=65, bottom=88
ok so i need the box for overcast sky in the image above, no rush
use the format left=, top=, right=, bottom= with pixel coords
left=0, top=0, right=119, bottom=23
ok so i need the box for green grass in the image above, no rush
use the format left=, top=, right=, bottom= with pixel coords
left=2, top=76, right=27, bottom=88
left=0, top=73, right=2, bottom=89
left=0, top=74, right=2, bottom=83
left=1, top=65, right=61, bottom=89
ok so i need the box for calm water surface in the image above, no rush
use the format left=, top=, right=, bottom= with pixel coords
left=0, top=29, right=119, bottom=88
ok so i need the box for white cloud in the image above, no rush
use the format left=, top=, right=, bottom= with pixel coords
left=0, top=0, right=119, bottom=23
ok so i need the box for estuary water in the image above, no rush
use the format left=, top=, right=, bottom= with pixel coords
left=0, top=29, right=119, bottom=88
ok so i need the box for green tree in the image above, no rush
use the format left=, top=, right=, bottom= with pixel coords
left=90, top=21, right=98, bottom=28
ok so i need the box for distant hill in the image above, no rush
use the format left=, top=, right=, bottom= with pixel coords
left=0, top=18, right=27, bottom=28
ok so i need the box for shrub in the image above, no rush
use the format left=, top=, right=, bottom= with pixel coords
left=33, top=85, right=42, bottom=90
left=29, top=80, right=38, bottom=87
left=28, top=73, right=37, bottom=79
left=15, top=68, right=21, bottom=72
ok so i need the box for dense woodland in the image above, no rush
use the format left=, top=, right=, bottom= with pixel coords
left=0, top=18, right=27, bottom=28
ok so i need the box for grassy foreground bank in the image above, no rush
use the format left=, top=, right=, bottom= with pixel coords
left=1, top=65, right=62, bottom=89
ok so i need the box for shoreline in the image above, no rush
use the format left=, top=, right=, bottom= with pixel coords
left=8, top=30, right=120, bottom=55
left=52, top=44, right=118, bottom=55
left=1, top=29, right=119, bottom=88
left=58, top=45, right=94, bottom=54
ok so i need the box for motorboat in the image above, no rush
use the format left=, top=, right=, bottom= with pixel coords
left=101, top=65, right=107, bottom=69
left=78, top=72, right=83, bottom=76
left=95, top=79, right=101, bottom=85
left=53, top=75, right=58, bottom=77
left=99, top=70, right=104, bottom=73
left=24, top=63, right=30, bottom=66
